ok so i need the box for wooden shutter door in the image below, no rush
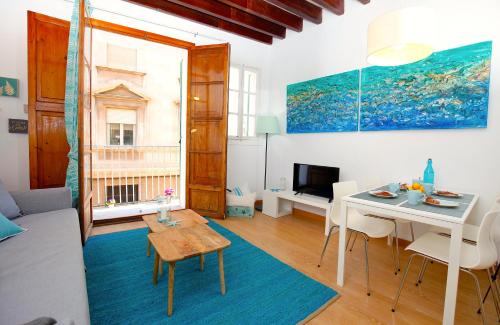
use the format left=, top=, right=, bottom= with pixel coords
left=79, top=1, right=93, bottom=242
left=187, top=44, right=230, bottom=219
left=28, top=12, right=70, bottom=189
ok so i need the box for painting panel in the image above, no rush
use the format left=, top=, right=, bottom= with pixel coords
left=360, top=41, right=492, bottom=131
left=287, top=70, right=359, bottom=133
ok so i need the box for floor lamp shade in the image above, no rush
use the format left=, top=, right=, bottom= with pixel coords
left=256, top=116, right=280, bottom=135
left=367, top=7, right=436, bottom=66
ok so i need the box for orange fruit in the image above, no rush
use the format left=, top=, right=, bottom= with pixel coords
left=412, top=183, right=421, bottom=190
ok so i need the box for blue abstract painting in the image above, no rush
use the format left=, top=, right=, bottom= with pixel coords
left=360, top=41, right=492, bottom=131
left=287, top=70, right=359, bottom=133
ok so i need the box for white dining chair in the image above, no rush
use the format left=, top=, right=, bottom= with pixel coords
left=318, top=181, right=397, bottom=295
left=391, top=208, right=500, bottom=324
left=418, top=197, right=500, bottom=285
left=418, top=196, right=500, bottom=316
left=360, top=176, right=415, bottom=273
left=428, top=197, right=500, bottom=242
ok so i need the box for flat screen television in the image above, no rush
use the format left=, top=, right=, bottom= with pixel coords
left=293, top=163, right=340, bottom=202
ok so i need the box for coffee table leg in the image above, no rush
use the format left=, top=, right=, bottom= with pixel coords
left=159, top=259, right=163, bottom=276
left=167, top=262, right=176, bottom=316
left=147, top=229, right=151, bottom=257
left=200, top=254, right=205, bottom=272
left=153, top=251, right=159, bottom=285
left=218, top=249, right=226, bottom=295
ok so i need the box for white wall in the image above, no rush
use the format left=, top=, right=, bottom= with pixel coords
left=265, top=0, right=500, bottom=237
left=0, top=0, right=272, bottom=193
left=0, top=0, right=69, bottom=192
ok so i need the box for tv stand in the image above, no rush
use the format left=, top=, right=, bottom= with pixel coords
left=294, top=191, right=301, bottom=196
left=263, top=190, right=333, bottom=235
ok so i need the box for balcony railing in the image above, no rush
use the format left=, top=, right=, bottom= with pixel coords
left=91, top=145, right=180, bottom=207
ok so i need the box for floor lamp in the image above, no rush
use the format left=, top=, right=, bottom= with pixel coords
left=255, top=116, right=280, bottom=211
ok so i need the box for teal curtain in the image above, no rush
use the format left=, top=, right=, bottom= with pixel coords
left=64, top=0, right=92, bottom=207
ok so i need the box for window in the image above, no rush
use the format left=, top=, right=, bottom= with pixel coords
left=106, top=184, right=139, bottom=204
left=106, top=108, right=136, bottom=146
left=228, top=65, right=258, bottom=138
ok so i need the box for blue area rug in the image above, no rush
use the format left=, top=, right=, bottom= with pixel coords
left=84, top=221, right=338, bottom=324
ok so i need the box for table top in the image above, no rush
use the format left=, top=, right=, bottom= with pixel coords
left=345, top=185, right=479, bottom=225
left=148, top=223, right=231, bottom=262
left=142, top=209, right=208, bottom=233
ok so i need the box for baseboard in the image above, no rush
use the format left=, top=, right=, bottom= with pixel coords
left=292, top=208, right=325, bottom=222
left=93, top=215, right=145, bottom=226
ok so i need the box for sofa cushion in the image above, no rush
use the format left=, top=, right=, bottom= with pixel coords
left=0, top=212, right=26, bottom=241
left=233, top=186, right=243, bottom=196
left=12, top=187, right=72, bottom=215
left=0, top=209, right=90, bottom=325
left=0, top=180, right=21, bottom=219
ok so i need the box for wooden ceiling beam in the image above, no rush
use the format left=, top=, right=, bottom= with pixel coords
left=264, top=0, right=322, bottom=24
left=125, top=0, right=273, bottom=44
left=218, top=0, right=303, bottom=32
left=166, top=0, right=286, bottom=38
left=310, top=0, right=344, bottom=15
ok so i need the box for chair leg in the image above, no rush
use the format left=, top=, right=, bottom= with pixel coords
left=462, top=269, right=486, bottom=325
left=409, top=222, right=415, bottom=242
left=478, top=264, right=500, bottom=316
left=349, top=232, right=358, bottom=252
left=392, top=220, right=400, bottom=273
left=487, top=268, right=500, bottom=321
left=345, top=230, right=353, bottom=252
left=361, top=233, right=371, bottom=296
left=318, top=225, right=337, bottom=267
left=390, top=234, right=397, bottom=275
left=493, top=265, right=500, bottom=310
left=392, top=253, right=417, bottom=312
left=415, top=258, right=429, bottom=286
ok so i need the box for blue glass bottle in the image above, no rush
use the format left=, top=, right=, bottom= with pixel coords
left=423, top=159, right=435, bottom=184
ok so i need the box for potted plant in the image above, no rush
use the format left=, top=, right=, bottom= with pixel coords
left=105, top=198, right=116, bottom=208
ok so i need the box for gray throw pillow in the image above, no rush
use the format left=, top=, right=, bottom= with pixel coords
left=0, top=179, right=21, bottom=219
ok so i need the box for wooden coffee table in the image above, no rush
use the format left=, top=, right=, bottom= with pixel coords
left=142, top=209, right=208, bottom=257
left=148, top=223, right=231, bottom=316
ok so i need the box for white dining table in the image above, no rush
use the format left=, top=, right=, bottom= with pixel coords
left=336, top=186, right=479, bottom=325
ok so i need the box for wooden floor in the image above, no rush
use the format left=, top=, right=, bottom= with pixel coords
left=91, top=212, right=498, bottom=324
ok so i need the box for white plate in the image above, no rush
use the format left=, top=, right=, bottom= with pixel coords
left=433, top=190, right=463, bottom=198
left=369, top=190, right=398, bottom=198
left=424, top=199, right=460, bottom=208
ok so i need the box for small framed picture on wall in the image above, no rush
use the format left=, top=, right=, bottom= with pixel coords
left=0, top=77, right=19, bottom=97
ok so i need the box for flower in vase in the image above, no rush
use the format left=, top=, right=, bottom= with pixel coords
left=164, top=188, right=175, bottom=196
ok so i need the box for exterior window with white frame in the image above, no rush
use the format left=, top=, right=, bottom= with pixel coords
left=106, top=108, right=136, bottom=146
left=228, top=65, right=258, bottom=138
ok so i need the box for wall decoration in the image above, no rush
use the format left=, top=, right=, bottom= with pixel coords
left=0, top=77, right=19, bottom=97
left=287, top=70, right=359, bottom=133
left=360, top=41, right=492, bottom=131
left=8, top=119, right=28, bottom=134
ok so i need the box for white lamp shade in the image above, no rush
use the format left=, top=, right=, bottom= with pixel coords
left=367, top=7, right=436, bottom=66
left=256, top=116, right=280, bottom=135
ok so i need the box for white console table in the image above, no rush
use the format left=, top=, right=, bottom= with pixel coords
left=262, top=190, right=332, bottom=235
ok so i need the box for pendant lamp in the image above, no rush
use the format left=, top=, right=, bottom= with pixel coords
left=367, top=7, right=436, bottom=66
